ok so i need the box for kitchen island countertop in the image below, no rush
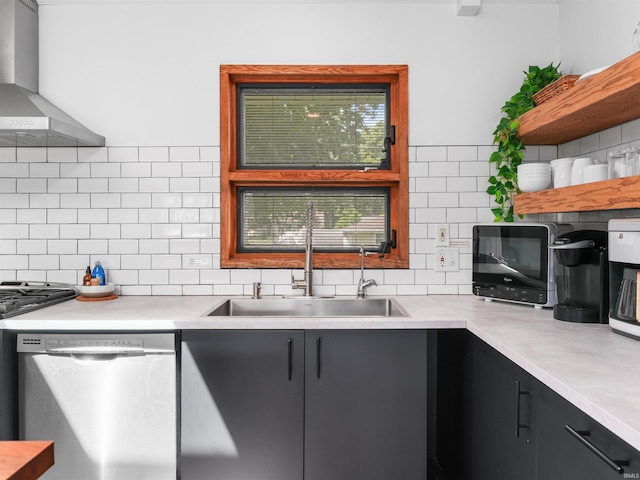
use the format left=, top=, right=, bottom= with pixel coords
left=2, top=294, right=639, bottom=453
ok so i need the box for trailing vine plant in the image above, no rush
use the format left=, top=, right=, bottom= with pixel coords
left=488, top=63, right=563, bottom=222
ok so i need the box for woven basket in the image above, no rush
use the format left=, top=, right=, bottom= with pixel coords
left=533, top=75, right=581, bottom=106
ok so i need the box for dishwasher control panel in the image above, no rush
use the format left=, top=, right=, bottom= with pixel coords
left=17, top=333, right=175, bottom=354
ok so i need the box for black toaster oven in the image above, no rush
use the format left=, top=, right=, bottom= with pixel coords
left=472, top=223, right=564, bottom=308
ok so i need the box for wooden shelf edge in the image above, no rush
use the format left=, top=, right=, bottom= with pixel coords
left=514, top=176, right=640, bottom=214
left=517, top=52, right=640, bottom=145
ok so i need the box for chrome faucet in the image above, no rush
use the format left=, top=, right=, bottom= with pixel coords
left=357, top=245, right=377, bottom=298
left=292, top=201, right=314, bottom=297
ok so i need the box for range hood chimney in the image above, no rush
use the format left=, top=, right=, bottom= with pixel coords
left=0, top=0, right=105, bottom=147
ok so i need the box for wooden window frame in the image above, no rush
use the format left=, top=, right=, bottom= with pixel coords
left=220, top=64, right=409, bottom=269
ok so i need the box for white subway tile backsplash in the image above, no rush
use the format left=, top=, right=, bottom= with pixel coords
left=152, top=163, right=182, bottom=178
left=47, top=209, right=78, bottom=224
left=60, top=194, right=91, bottom=208
left=152, top=193, right=182, bottom=208
left=1, top=194, right=29, bottom=207
left=109, top=209, right=139, bottom=224
left=109, top=178, right=139, bottom=192
left=60, top=163, right=91, bottom=178
left=17, top=148, right=46, bottom=163
left=122, top=163, right=151, bottom=178
left=79, top=178, right=109, bottom=193
left=60, top=224, right=90, bottom=239
left=0, top=163, right=29, bottom=177
left=121, top=224, right=150, bottom=239
left=3, top=126, right=638, bottom=295
left=122, top=193, right=152, bottom=208
left=170, top=178, right=200, bottom=192
left=48, top=240, right=78, bottom=255
left=108, top=147, right=139, bottom=163
left=78, top=209, right=107, bottom=224
left=140, top=178, right=169, bottom=192
left=48, top=178, right=78, bottom=193
left=416, top=146, right=446, bottom=162
left=17, top=179, right=46, bottom=193
left=152, top=224, right=182, bottom=238
left=170, top=146, right=200, bottom=162
left=17, top=240, right=46, bottom=254
left=29, top=225, right=59, bottom=239
left=152, top=255, right=182, bottom=269
left=31, top=163, right=59, bottom=178
left=170, top=239, right=199, bottom=254
left=109, top=239, right=140, bottom=254
left=139, top=239, right=169, bottom=254
left=78, top=239, right=108, bottom=254
left=2, top=255, right=29, bottom=269
left=139, top=147, right=169, bottom=162
left=448, top=146, right=478, bottom=162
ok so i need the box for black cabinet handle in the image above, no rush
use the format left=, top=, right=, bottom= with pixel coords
left=316, top=337, right=321, bottom=379
left=565, top=425, right=629, bottom=474
left=515, top=380, right=530, bottom=438
left=287, top=338, right=292, bottom=381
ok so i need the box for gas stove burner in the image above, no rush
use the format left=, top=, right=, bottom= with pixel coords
left=0, top=281, right=78, bottom=319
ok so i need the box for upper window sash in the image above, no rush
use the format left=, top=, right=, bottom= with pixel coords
left=237, top=84, right=391, bottom=170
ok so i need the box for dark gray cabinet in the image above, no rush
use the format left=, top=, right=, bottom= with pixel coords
left=181, top=330, right=305, bottom=480
left=0, top=330, right=17, bottom=440
left=304, top=330, right=428, bottom=480
left=181, top=329, right=428, bottom=480
left=537, top=381, right=640, bottom=480
left=463, top=335, right=535, bottom=480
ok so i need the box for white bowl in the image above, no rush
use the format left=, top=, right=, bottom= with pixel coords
left=79, top=283, right=115, bottom=298
left=519, top=163, right=551, bottom=173
left=518, top=175, right=551, bottom=192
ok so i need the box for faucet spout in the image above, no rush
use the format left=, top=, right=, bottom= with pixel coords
left=292, top=201, right=314, bottom=297
left=357, top=245, right=377, bottom=299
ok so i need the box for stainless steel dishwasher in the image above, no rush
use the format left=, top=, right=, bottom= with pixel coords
left=17, top=333, right=177, bottom=480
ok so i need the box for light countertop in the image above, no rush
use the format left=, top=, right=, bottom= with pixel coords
left=2, top=294, right=639, bottom=452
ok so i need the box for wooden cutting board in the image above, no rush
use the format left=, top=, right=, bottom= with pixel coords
left=0, top=441, right=54, bottom=480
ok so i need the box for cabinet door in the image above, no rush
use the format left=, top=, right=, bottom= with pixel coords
left=181, top=330, right=304, bottom=480
left=0, top=330, right=17, bottom=440
left=304, top=330, right=428, bottom=480
left=537, top=381, right=640, bottom=480
left=464, top=336, right=535, bottom=480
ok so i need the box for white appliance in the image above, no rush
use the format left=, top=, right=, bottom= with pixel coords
left=17, top=333, right=177, bottom=479
left=608, top=219, right=640, bottom=339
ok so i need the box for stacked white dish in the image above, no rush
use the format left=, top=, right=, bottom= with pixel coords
left=518, top=162, right=551, bottom=192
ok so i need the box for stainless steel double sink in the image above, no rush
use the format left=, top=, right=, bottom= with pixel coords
left=206, top=297, right=408, bottom=317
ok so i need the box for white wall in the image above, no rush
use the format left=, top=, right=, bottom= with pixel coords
left=559, top=0, right=640, bottom=74
left=1, top=1, right=640, bottom=295
left=37, top=2, right=559, bottom=147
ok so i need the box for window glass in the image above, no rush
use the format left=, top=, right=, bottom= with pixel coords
left=239, top=85, right=389, bottom=169
left=239, top=188, right=389, bottom=252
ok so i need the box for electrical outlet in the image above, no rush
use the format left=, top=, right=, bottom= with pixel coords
left=435, top=248, right=459, bottom=272
left=435, top=224, right=450, bottom=247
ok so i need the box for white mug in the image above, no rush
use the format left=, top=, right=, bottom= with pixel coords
left=571, top=157, right=595, bottom=185
left=583, top=164, right=608, bottom=183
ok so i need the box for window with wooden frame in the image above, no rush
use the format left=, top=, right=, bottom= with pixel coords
left=220, top=65, right=408, bottom=269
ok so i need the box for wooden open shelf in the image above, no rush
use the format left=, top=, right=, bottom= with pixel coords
left=514, top=175, right=640, bottom=214
left=517, top=52, right=640, bottom=145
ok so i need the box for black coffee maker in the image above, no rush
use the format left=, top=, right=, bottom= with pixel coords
left=551, top=230, right=608, bottom=323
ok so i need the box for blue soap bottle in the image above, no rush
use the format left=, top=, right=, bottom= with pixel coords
left=92, top=261, right=106, bottom=286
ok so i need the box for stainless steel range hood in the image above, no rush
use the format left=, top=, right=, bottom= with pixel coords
left=0, top=0, right=105, bottom=147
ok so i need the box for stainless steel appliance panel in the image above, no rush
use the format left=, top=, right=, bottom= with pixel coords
left=18, top=333, right=176, bottom=480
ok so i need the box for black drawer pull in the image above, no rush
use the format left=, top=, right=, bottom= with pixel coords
left=565, top=424, right=630, bottom=474
left=287, top=338, right=293, bottom=381
left=316, top=337, right=321, bottom=379
left=514, top=380, right=530, bottom=439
